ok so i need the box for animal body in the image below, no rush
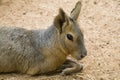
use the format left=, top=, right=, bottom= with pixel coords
left=0, top=1, right=87, bottom=75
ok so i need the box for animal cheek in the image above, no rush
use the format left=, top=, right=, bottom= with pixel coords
left=70, top=51, right=81, bottom=60
left=70, top=53, right=77, bottom=59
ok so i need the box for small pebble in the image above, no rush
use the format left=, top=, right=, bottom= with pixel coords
left=94, top=1, right=97, bottom=5
left=23, top=12, right=26, bottom=15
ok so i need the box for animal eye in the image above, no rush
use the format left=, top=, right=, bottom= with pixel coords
left=67, top=34, right=73, bottom=41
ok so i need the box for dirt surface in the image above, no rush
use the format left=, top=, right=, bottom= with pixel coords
left=0, top=0, right=120, bottom=80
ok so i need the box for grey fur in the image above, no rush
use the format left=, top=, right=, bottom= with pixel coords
left=0, top=1, right=87, bottom=75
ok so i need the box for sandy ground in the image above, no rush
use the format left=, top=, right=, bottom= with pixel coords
left=0, top=0, right=120, bottom=80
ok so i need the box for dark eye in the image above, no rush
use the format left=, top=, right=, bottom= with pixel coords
left=67, top=34, right=73, bottom=41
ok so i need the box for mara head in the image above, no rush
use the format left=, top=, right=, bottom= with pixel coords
left=54, top=1, right=87, bottom=60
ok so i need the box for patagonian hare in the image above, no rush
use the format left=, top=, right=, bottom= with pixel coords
left=0, top=1, right=87, bottom=75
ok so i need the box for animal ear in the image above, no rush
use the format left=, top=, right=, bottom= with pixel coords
left=54, top=8, right=69, bottom=33
left=70, top=1, right=82, bottom=20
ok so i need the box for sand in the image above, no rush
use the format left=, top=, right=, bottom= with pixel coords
left=0, top=0, right=120, bottom=80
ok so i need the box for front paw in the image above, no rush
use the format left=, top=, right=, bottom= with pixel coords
left=61, top=69, right=70, bottom=76
left=61, top=64, right=83, bottom=76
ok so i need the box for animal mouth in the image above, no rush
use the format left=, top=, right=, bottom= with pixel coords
left=76, top=57, right=82, bottom=60
left=76, top=54, right=86, bottom=60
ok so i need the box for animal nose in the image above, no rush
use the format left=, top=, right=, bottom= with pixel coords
left=81, top=50, right=87, bottom=58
